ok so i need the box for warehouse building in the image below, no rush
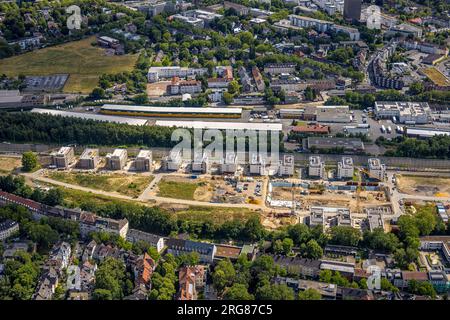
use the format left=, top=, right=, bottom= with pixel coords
left=305, top=137, right=365, bottom=152
left=374, top=101, right=431, bottom=124
left=51, top=146, right=75, bottom=169
left=367, top=158, right=386, bottom=181
left=101, top=105, right=242, bottom=119
left=134, top=150, right=152, bottom=172
left=78, top=148, right=100, bottom=170
left=337, top=156, right=354, bottom=179
left=154, top=120, right=282, bottom=132
left=308, top=156, right=325, bottom=179
left=106, top=149, right=128, bottom=170
left=316, top=105, right=351, bottom=123
left=31, top=108, right=149, bottom=126
left=405, top=127, right=450, bottom=138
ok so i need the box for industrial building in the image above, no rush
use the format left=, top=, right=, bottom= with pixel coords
left=374, top=101, right=431, bottom=124
left=278, top=154, right=295, bottom=176
left=78, top=148, right=100, bottom=170
left=305, top=137, right=365, bottom=152
left=308, top=156, right=325, bottom=179
left=31, top=108, right=148, bottom=126
left=106, top=149, right=128, bottom=170
left=221, top=153, right=239, bottom=174
left=162, top=150, right=182, bottom=171
left=405, top=127, right=450, bottom=138
left=51, top=146, right=75, bottom=169
left=367, top=158, right=386, bottom=181
left=154, top=120, right=282, bottom=132
left=134, top=150, right=152, bottom=172
left=101, top=105, right=242, bottom=119
left=316, top=105, right=351, bottom=123
left=192, top=153, right=210, bottom=174
left=337, top=157, right=354, bottom=179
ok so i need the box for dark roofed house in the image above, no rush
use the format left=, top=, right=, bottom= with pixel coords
left=271, top=255, right=321, bottom=278
left=166, top=238, right=216, bottom=264
left=337, top=287, right=374, bottom=300
left=126, top=229, right=165, bottom=253
left=215, top=244, right=242, bottom=261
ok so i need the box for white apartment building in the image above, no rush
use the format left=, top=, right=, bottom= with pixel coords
left=52, top=146, right=75, bottom=169
left=192, top=153, right=210, bottom=174
left=374, top=101, right=431, bottom=124
left=337, top=156, right=354, bottom=179
left=309, top=206, right=352, bottom=229
left=309, top=156, right=325, bottom=179
left=162, top=149, right=182, bottom=171
left=147, top=66, right=207, bottom=82
left=134, top=150, right=152, bottom=172
left=106, top=149, right=128, bottom=170
left=288, top=14, right=359, bottom=40
left=278, top=154, right=295, bottom=176
left=78, top=148, right=100, bottom=170
left=168, top=80, right=202, bottom=95
left=368, top=158, right=386, bottom=181
left=249, top=154, right=267, bottom=176
left=221, top=153, right=238, bottom=174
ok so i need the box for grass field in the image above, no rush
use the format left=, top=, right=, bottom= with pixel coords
left=174, top=206, right=258, bottom=225
left=422, top=67, right=450, bottom=86
left=157, top=179, right=200, bottom=200
left=47, top=172, right=153, bottom=198
left=0, top=157, right=22, bottom=175
left=0, top=37, right=138, bottom=93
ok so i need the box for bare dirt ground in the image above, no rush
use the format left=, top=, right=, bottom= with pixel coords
left=397, top=174, right=450, bottom=197
left=146, top=81, right=170, bottom=97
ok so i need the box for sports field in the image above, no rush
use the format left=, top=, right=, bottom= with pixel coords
left=0, top=36, right=138, bottom=93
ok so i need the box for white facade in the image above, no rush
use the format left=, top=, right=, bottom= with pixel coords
left=309, top=156, right=325, bottom=178
left=147, top=66, right=207, bottom=82
left=249, top=154, right=267, bottom=176
left=278, top=154, right=295, bottom=176
left=106, top=149, right=128, bottom=170
left=192, top=153, right=210, bottom=174
left=374, top=101, right=431, bottom=124
left=135, top=150, right=152, bottom=172
left=337, top=156, right=354, bottom=179
left=52, top=146, right=75, bottom=169
left=78, top=148, right=100, bottom=170
left=368, top=158, right=386, bottom=181
left=221, top=153, right=238, bottom=174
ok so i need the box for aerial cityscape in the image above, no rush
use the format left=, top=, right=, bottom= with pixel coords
left=0, top=0, right=450, bottom=305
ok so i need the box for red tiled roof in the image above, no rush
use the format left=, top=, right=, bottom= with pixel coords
left=0, top=190, right=42, bottom=211
left=292, top=124, right=330, bottom=134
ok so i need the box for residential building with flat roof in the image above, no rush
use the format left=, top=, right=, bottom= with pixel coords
left=221, top=153, right=238, bottom=174
left=367, top=158, right=385, bottom=181
left=78, top=148, right=100, bottom=170
left=308, top=156, right=325, bottom=179
left=147, top=66, right=207, bottom=82
left=134, top=150, right=152, bottom=172
left=309, top=206, right=352, bottom=229
left=106, top=149, right=128, bottom=170
left=51, top=146, right=75, bottom=169
left=161, top=149, right=182, bottom=171
left=192, top=153, right=210, bottom=174
left=278, top=154, right=295, bottom=176
left=337, top=156, right=354, bottom=179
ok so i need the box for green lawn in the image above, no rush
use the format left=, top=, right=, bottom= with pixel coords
left=157, top=180, right=199, bottom=200
left=48, top=172, right=152, bottom=198
left=0, top=36, right=138, bottom=93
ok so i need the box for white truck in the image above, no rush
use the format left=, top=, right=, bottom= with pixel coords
left=381, top=125, right=386, bottom=133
